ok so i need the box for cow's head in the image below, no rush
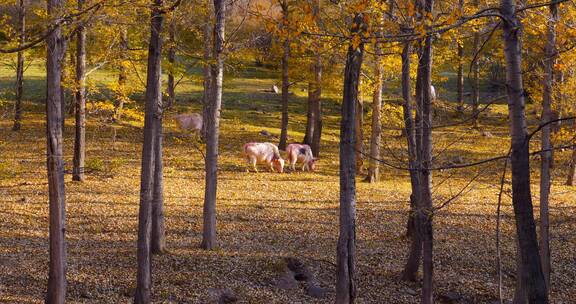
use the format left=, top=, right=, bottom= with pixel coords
left=273, top=158, right=285, bottom=173
left=307, top=158, right=318, bottom=171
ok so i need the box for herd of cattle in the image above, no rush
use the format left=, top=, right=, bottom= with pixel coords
left=175, top=113, right=318, bottom=173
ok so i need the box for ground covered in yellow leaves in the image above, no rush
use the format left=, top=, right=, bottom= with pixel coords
left=0, top=67, right=575, bottom=303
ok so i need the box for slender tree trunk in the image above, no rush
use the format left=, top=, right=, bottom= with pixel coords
left=471, top=0, right=480, bottom=128
left=72, top=0, right=86, bottom=182
left=13, top=0, right=25, bottom=131
left=456, top=0, right=464, bottom=113
left=278, top=0, right=290, bottom=151
left=365, top=41, right=383, bottom=183
left=311, top=52, right=322, bottom=157
left=202, top=4, right=212, bottom=140
left=152, top=115, right=165, bottom=254
left=336, top=14, right=364, bottom=304
left=501, top=0, right=548, bottom=302
left=201, top=0, right=225, bottom=250
left=304, top=78, right=314, bottom=145
left=355, top=77, right=364, bottom=175
left=539, top=2, right=557, bottom=292
left=568, top=117, right=576, bottom=186
left=45, top=0, right=67, bottom=302
left=60, top=39, right=67, bottom=133
left=418, top=1, right=435, bottom=301
left=167, top=15, right=176, bottom=108
left=114, top=28, right=128, bottom=121
left=134, top=1, right=163, bottom=302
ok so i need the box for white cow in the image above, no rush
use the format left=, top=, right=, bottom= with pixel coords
left=175, top=113, right=203, bottom=132
left=286, top=143, right=317, bottom=171
left=243, top=142, right=285, bottom=173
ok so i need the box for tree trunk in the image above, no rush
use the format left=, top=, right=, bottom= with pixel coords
left=365, top=37, right=383, bottom=183
left=45, top=0, right=67, bottom=303
left=471, top=0, right=480, bottom=128
left=336, top=14, right=364, bottom=304
left=355, top=77, right=364, bottom=175
left=500, top=0, right=548, bottom=302
left=539, top=2, right=557, bottom=292
left=201, top=0, right=225, bottom=250
left=167, top=15, right=176, bottom=108
left=114, top=28, right=128, bottom=121
left=152, top=115, right=166, bottom=254
left=202, top=3, right=212, bottom=140
left=60, top=38, right=67, bottom=133
left=278, top=0, right=290, bottom=151
left=304, top=78, right=314, bottom=145
left=456, top=0, right=464, bottom=113
left=72, top=0, right=86, bottom=182
left=13, top=0, right=25, bottom=131
left=134, top=1, right=163, bottom=302
left=418, top=1, right=435, bottom=301
left=310, top=0, right=322, bottom=157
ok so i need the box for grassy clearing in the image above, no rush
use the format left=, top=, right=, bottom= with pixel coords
left=0, top=63, right=574, bottom=303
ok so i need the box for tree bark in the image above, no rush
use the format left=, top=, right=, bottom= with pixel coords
left=278, top=0, right=290, bottom=151
left=471, top=0, right=480, bottom=128
left=304, top=77, right=314, bottom=145
left=114, top=28, right=128, bottom=121
left=60, top=38, right=67, bottom=133
left=500, top=0, right=548, bottom=302
left=72, top=0, right=86, bottom=182
left=456, top=0, right=464, bottom=113
left=134, top=1, right=163, bottom=302
left=418, top=1, right=435, bottom=302
left=355, top=77, right=364, bottom=175
left=201, top=0, right=225, bottom=250
left=365, top=39, right=383, bottom=183
left=202, top=4, right=212, bottom=140
left=336, top=14, right=364, bottom=304
left=539, top=1, right=557, bottom=292
left=310, top=0, right=322, bottom=157
left=13, top=0, right=25, bottom=131
left=167, top=15, right=176, bottom=109
left=45, top=0, right=67, bottom=303
left=152, top=115, right=166, bottom=254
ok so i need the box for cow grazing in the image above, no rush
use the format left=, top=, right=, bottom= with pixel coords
left=286, top=143, right=317, bottom=171
left=175, top=113, right=203, bottom=133
left=243, top=142, right=285, bottom=173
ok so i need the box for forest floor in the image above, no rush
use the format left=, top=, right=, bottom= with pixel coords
left=0, top=64, right=575, bottom=303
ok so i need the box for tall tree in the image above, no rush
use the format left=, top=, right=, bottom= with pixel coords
left=72, top=0, right=87, bottom=182
left=365, top=23, right=384, bottom=183
left=456, top=0, right=464, bottom=113
left=12, top=0, right=25, bottom=131
left=278, top=0, right=290, bottom=150
left=539, top=1, right=558, bottom=291
left=134, top=0, right=163, bottom=302
left=166, top=13, right=176, bottom=108
left=201, top=0, right=226, bottom=250
left=152, top=114, right=166, bottom=253
left=336, top=13, right=364, bottom=304
left=46, top=0, right=67, bottom=302
left=310, top=0, right=322, bottom=157
left=471, top=0, right=480, bottom=128
left=114, top=27, right=128, bottom=121
left=500, top=0, right=548, bottom=302
left=355, top=77, right=364, bottom=175
left=201, top=2, right=212, bottom=139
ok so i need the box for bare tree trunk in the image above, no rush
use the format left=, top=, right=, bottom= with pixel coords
left=456, top=0, right=464, bottom=113
left=418, top=1, right=435, bottom=301
left=72, top=0, right=86, bottom=182
left=201, top=4, right=212, bottom=140
left=310, top=0, right=322, bottom=157
left=152, top=116, right=165, bottom=254
left=568, top=118, right=576, bottom=185
left=45, top=0, right=67, bottom=302
left=13, top=0, right=25, bottom=131
left=355, top=77, right=364, bottom=175
left=278, top=0, right=290, bottom=151
left=304, top=77, right=314, bottom=145
left=114, top=28, right=128, bottom=122
left=471, top=0, right=480, bottom=128
left=166, top=15, right=176, bottom=108
left=134, top=1, right=163, bottom=302
left=201, top=0, right=225, bottom=250
left=539, top=2, right=557, bottom=292
left=501, top=0, right=548, bottom=302
left=365, top=38, right=383, bottom=183
left=336, top=14, right=364, bottom=304
left=60, top=38, right=67, bottom=133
